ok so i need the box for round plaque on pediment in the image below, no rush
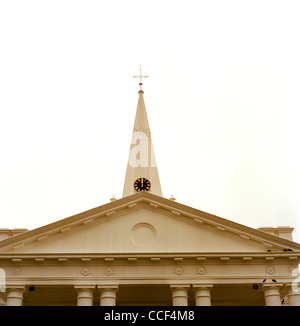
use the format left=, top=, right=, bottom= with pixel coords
left=131, top=223, right=157, bottom=247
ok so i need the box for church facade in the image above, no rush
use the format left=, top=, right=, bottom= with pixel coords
left=0, top=72, right=299, bottom=306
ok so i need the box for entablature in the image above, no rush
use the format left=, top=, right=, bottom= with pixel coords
left=0, top=252, right=299, bottom=264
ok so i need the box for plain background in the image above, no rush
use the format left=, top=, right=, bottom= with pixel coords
left=0, top=1, right=299, bottom=243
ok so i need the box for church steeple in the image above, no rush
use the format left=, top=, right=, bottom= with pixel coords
left=122, top=68, right=162, bottom=197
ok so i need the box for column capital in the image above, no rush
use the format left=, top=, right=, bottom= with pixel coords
left=192, top=284, right=213, bottom=306
left=74, top=286, right=95, bottom=306
left=170, top=285, right=189, bottom=306
left=74, top=285, right=96, bottom=290
left=97, top=285, right=119, bottom=292
left=169, top=284, right=190, bottom=290
left=263, top=282, right=283, bottom=306
left=6, top=286, right=26, bottom=306
left=98, top=285, right=118, bottom=306
left=192, top=284, right=213, bottom=290
left=283, top=281, right=299, bottom=289
left=6, top=285, right=26, bottom=291
left=283, top=283, right=300, bottom=306
left=262, top=282, right=283, bottom=290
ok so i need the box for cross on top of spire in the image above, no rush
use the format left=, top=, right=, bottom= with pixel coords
left=133, top=65, right=149, bottom=93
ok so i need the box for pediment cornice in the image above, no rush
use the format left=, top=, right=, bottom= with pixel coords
left=0, top=192, right=299, bottom=252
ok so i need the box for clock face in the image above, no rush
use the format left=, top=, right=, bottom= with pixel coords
left=134, top=178, right=151, bottom=192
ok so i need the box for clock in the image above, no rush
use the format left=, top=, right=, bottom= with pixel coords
left=134, top=178, right=151, bottom=192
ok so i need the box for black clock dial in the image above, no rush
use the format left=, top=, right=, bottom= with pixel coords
left=134, top=178, right=151, bottom=192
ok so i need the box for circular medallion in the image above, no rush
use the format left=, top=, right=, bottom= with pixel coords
left=131, top=223, right=156, bottom=247
left=265, top=265, right=276, bottom=275
left=196, top=265, right=207, bottom=275
left=80, top=267, right=91, bottom=276
left=173, top=267, right=184, bottom=275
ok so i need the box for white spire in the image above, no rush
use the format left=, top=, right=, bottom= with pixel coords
left=122, top=68, right=162, bottom=197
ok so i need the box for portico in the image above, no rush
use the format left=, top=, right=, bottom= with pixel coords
left=1, top=240, right=300, bottom=306
left=3, top=281, right=300, bottom=306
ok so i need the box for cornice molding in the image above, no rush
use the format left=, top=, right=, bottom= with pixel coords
left=0, top=192, right=299, bottom=252
left=0, top=251, right=299, bottom=263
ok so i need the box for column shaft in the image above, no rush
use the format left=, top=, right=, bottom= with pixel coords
left=287, top=287, right=300, bottom=306
left=75, top=286, right=94, bottom=306
left=6, top=287, right=25, bottom=306
left=263, top=284, right=283, bottom=306
left=170, top=286, right=189, bottom=306
left=193, top=285, right=213, bottom=306
left=99, top=287, right=118, bottom=306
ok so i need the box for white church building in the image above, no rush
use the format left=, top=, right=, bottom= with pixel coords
left=0, top=71, right=299, bottom=306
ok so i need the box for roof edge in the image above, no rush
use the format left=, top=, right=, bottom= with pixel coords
left=0, top=192, right=299, bottom=251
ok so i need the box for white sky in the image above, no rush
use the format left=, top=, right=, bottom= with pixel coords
left=0, top=0, right=299, bottom=243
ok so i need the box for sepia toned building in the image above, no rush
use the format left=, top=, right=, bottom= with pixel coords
left=0, top=72, right=299, bottom=306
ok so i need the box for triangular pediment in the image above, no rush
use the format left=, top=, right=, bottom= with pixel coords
left=1, top=193, right=299, bottom=255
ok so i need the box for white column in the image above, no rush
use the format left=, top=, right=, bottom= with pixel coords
left=286, top=286, right=300, bottom=306
left=6, top=286, right=26, bottom=306
left=170, top=285, right=189, bottom=306
left=75, top=286, right=94, bottom=306
left=193, top=285, right=213, bottom=306
left=99, top=286, right=118, bottom=306
left=263, top=283, right=283, bottom=306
